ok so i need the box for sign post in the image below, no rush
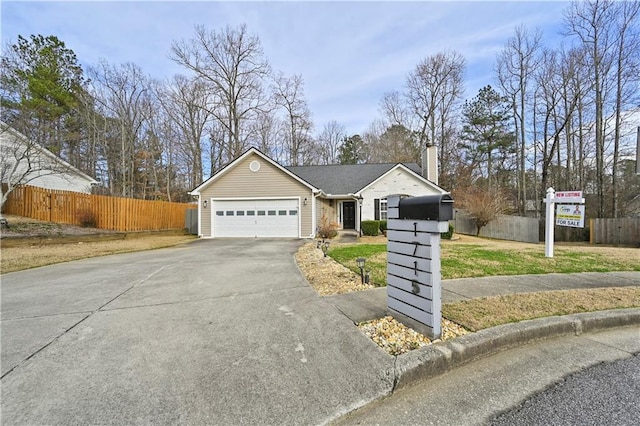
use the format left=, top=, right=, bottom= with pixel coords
left=544, top=188, right=555, bottom=258
left=543, top=188, right=586, bottom=258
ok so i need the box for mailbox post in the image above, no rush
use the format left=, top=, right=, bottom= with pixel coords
left=386, top=194, right=453, bottom=339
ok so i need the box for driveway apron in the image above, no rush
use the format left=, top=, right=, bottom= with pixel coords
left=1, top=239, right=394, bottom=425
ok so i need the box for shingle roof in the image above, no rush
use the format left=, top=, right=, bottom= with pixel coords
left=285, top=163, right=423, bottom=195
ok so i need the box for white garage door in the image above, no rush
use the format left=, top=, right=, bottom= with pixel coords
left=212, top=199, right=299, bottom=238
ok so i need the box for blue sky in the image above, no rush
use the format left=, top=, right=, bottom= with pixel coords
left=1, top=1, right=570, bottom=135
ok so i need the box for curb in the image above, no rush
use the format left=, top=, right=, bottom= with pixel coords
left=393, top=307, right=640, bottom=392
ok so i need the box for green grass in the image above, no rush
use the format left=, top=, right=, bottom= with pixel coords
left=328, top=242, right=640, bottom=285
left=329, top=244, right=388, bottom=286
left=329, top=244, right=388, bottom=259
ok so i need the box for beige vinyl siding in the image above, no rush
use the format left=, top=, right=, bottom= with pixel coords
left=317, top=198, right=338, bottom=229
left=199, top=153, right=314, bottom=237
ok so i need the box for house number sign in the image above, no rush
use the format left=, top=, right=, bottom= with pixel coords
left=386, top=194, right=453, bottom=339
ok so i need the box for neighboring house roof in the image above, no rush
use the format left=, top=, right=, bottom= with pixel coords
left=190, top=147, right=319, bottom=195
left=0, top=121, right=98, bottom=187
left=286, top=162, right=433, bottom=195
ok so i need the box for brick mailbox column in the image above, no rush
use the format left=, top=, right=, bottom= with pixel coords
left=386, top=194, right=453, bottom=339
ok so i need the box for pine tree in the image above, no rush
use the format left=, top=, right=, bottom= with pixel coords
left=460, top=85, right=516, bottom=189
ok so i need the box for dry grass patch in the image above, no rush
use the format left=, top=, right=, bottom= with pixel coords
left=295, top=242, right=373, bottom=295
left=443, top=286, right=640, bottom=332
left=1, top=235, right=196, bottom=273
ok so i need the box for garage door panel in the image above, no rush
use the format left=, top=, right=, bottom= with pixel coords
left=213, top=199, right=299, bottom=238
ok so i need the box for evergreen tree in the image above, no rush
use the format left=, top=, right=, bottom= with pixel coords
left=338, top=135, right=364, bottom=164
left=459, top=85, right=515, bottom=189
left=0, top=34, right=87, bottom=156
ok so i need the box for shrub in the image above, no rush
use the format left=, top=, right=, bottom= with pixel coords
left=77, top=209, right=97, bottom=228
left=317, top=213, right=339, bottom=239
left=379, top=220, right=387, bottom=232
left=442, top=223, right=455, bottom=240
left=361, top=220, right=380, bottom=236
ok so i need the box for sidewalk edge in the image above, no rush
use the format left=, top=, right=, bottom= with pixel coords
left=393, top=307, right=640, bottom=392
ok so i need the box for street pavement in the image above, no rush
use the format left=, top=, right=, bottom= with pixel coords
left=334, top=326, right=640, bottom=425
left=1, top=239, right=639, bottom=425
left=490, top=353, right=640, bottom=426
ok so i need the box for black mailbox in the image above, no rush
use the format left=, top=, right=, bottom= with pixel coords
left=398, top=194, right=454, bottom=221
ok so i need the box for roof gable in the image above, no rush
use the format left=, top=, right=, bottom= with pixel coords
left=0, top=121, right=98, bottom=185
left=190, top=147, right=318, bottom=195
left=358, top=163, right=447, bottom=195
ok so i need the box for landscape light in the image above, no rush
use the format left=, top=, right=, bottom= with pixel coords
left=356, top=257, right=366, bottom=284
left=321, top=241, right=330, bottom=257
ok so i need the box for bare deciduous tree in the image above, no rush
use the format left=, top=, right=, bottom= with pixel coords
left=380, top=91, right=412, bottom=128
left=375, top=51, right=465, bottom=185
left=316, top=120, right=346, bottom=165
left=405, top=51, right=466, bottom=180
left=609, top=0, right=640, bottom=217
left=88, top=61, right=153, bottom=197
left=156, top=75, right=211, bottom=190
left=272, top=73, right=314, bottom=166
left=532, top=48, right=583, bottom=196
left=496, top=25, right=542, bottom=214
left=564, top=0, right=616, bottom=217
left=170, top=24, right=271, bottom=168
left=251, top=109, right=279, bottom=160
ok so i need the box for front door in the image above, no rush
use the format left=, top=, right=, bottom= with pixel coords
left=342, top=201, right=356, bottom=229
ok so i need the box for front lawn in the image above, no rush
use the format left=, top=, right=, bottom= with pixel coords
left=328, top=239, right=640, bottom=286
left=329, top=244, right=388, bottom=286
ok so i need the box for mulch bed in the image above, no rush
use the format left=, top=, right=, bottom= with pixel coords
left=295, top=240, right=469, bottom=355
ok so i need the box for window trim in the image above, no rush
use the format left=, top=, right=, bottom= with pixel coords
left=380, top=198, right=388, bottom=221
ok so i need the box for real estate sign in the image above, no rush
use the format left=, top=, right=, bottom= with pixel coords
left=554, top=191, right=584, bottom=203
left=556, top=204, right=585, bottom=228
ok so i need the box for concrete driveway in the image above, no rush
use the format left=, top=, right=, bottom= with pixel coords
left=1, top=239, right=393, bottom=425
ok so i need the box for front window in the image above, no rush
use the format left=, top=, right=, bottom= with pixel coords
left=380, top=198, right=388, bottom=220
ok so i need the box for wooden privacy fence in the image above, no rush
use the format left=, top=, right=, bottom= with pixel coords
left=454, top=211, right=540, bottom=243
left=3, top=185, right=196, bottom=232
left=590, top=218, right=640, bottom=246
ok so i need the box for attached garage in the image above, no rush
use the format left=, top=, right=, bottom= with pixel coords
left=190, top=148, right=317, bottom=239
left=212, top=199, right=300, bottom=238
